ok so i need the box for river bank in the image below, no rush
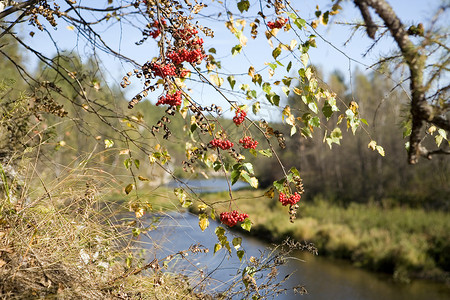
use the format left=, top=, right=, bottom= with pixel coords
left=187, top=189, right=450, bottom=284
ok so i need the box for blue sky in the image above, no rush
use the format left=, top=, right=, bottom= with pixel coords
left=19, top=0, right=447, bottom=119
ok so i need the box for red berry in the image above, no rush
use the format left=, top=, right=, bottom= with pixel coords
left=220, top=210, right=249, bottom=227
left=279, top=192, right=301, bottom=206
left=209, top=138, right=234, bottom=150
left=233, top=108, right=246, bottom=126
left=156, top=91, right=182, bottom=107
left=268, top=18, right=288, bottom=29
left=239, top=136, right=258, bottom=149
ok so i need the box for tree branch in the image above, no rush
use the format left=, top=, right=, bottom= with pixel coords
left=354, top=0, right=448, bottom=164
left=0, top=0, right=38, bottom=20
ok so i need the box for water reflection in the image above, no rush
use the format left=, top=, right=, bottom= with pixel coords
left=166, top=178, right=249, bottom=194
left=139, top=212, right=450, bottom=299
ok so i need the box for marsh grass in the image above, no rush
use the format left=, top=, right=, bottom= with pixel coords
left=194, top=189, right=450, bottom=282
left=0, top=151, right=204, bottom=299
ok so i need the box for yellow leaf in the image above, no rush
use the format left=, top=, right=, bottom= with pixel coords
left=301, top=53, right=309, bottom=67
left=248, top=66, right=255, bottom=78
left=427, top=125, right=437, bottom=134
left=289, top=39, right=298, bottom=50
left=368, top=140, right=377, bottom=151
left=376, top=145, right=385, bottom=157
left=293, top=87, right=302, bottom=95
left=264, top=187, right=275, bottom=198
left=135, top=208, right=145, bottom=218
left=198, top=203, right=208, bottom=211
left=210, top=74, right=224, bottom=87
left=119, top=149, right=130, bottom=155
left=349, top=101, right=359, bottom=114
left=138, top=175, right=149, bottom=181
left=125, top=183, right=134, bottom=195
left=199, top=214, right=209, bottom=232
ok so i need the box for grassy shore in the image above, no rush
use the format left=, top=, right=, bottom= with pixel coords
left=191, top=189, right=450, bottom=283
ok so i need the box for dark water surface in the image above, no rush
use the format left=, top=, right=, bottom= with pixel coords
left=139, top=212, right=450, bottom=300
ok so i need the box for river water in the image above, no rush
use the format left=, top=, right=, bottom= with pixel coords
left=137, top=179, right=450, bottom=299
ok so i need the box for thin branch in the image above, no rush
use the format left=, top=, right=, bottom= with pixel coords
left=0, top=0, right=38, bottom=20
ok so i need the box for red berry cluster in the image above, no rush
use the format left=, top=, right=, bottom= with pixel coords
left=279, top=192, right=301, bottom=206
left=148, top=19, right=167, bottom=38
left=233, top=109, right=246, bottom=126
left=156, top=91, right=182, bottom=107
left=220, top=211, right=249, bottom=227
left=209, top=138, right=234, bottom=150
left=267, top=18, right=288, bottom=29
left=239, top=136, right=258, bottom=149
left=167, top=48, right=205, bottom=65
left=150, top=62, right=177, bottom=77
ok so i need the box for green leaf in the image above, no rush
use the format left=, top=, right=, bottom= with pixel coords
left=215, top=226, right=225, bottom=238
left=258, top=149, right=272, bottom=157
left=227, top=75, right=236, bottom=89
left=231, top=169, right=241, bottom=185
left=104, top=139, right=114, bottom=148
left=273, top=179, right=285, bottom=192
left=289, top=167, right=300, bottom=177
left=132, top=227, right=140, bottom=237
left=214, top=243, right=222, bottom=254
left=272, top=47, right=282, bottom=60
left=242, top=162, right=254, bottom=174
left=241, top=218, right=252, bottom=231
left=282, top=77, right=292, bottom=87
left=134, top=159, right=140, bottom=169
left=435, top=135, right=444, bottom=147
left=124, top=158, right=132, bottom=169
left=232, top=237, right=242, bottom=250
left=213, top=161, right=222, bottom=171
left=322, top=102, right=333, bottom=119
left=241, top=172, right=258, bottom=188
left=174, top=188, right=186, bottom=201
left=262, top=82, right=271, bottom=94
left=286, top=61, right=292, bottom=72
left=322, top=11, right=329, bottom=25
left=237, top=250, right=245, bottom=262
left=290, top=125, right=297, bottom=136
left=237, top=0, right=250, bottom=13
left=325, top=127, right=342, bottom=148
left=231, top=44, right=243, bottom=56
left=360, top=118, right=369, bottom=126
left=268, top=62, right=277, bottom=70
left=249, top=148, right=258, bottom=157
left=208, top=48, right=216, bottom=54
left=301, top=126, right=313, bottom=138
left=288, top=12, right=306, bottom=29
left=309, top=116, right=320, bottom=127
left=252, top=102, right=260, bottom=114
left=181, top=199, right=192, bottom=208
left=271, top=94, right=280, bottom=106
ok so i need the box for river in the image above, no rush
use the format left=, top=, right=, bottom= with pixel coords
left=137, top=179, right=450, bottom=299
